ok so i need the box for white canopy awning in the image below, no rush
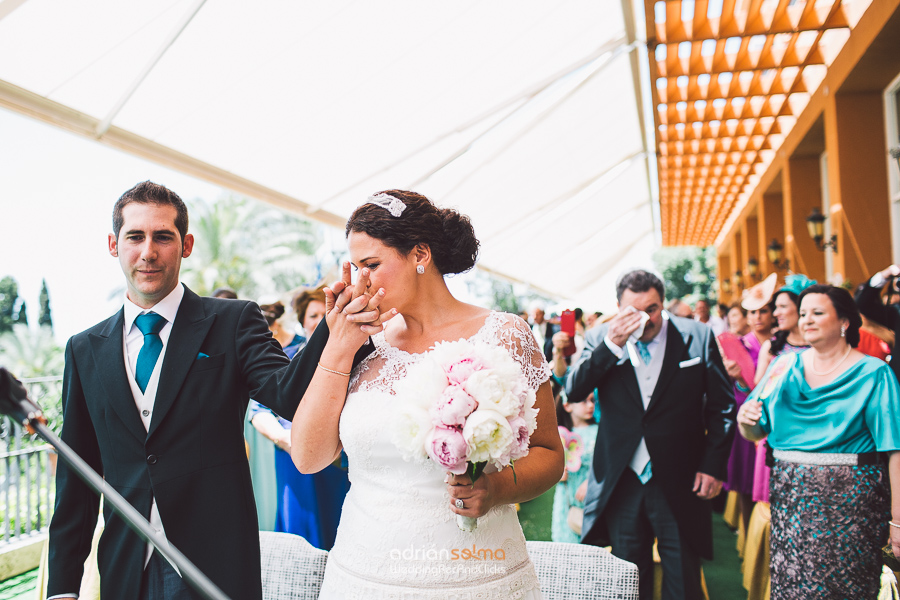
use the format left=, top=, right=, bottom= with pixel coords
left=0, top=0, right=658, bottom=306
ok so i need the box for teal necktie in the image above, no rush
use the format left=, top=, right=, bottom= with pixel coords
left=635, top=340, right=652, bottom=365
left=134, top=312, right=167, bottom=393
left=637, top=460, right=653, bottom=484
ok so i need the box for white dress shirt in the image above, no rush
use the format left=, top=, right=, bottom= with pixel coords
left=123, top=283, right=184, bottom=569
left=603, top=312, right=670, bottom=477
left=697, top=314, right=727, bottom=337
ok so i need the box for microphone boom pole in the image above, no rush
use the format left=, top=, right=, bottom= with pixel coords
left=0, top=367, right=230, bottom=600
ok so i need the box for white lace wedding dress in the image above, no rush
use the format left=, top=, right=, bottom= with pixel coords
left=318, top=311, right=550, bottom=600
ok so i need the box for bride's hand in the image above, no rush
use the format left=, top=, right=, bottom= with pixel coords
left=447, top=473, right=495, bottom=519
left=325, top=268, right=394, bottom=347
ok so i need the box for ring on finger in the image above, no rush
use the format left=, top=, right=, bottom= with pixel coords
left=455, top=499, right=464, bottom=509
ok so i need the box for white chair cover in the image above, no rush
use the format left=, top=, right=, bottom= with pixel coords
left=259, top=531, right=328, bottom=600
left=525, top=541, right=640, bottom=600
left=257, top=532, right=639, bottom=600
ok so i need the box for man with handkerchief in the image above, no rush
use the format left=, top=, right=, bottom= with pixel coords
left=46, top=182, right=356, bottom=600
left=567, top=269, right=736, bottom=600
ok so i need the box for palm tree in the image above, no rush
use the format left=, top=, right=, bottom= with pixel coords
left=0, top=325, right=64, bottom=379
left=0, top=325, right=65, bottom=436
left=181, top=194, right=322, bottom=299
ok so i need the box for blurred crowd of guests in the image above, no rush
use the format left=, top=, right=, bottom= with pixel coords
left=224, top=264, right=900, bottom=600
left=213, top=285, right=349, bottom=551
left=544, top=265, right=900, bottom=600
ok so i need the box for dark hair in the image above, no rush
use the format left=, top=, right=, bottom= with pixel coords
left=798, top=284, right=862, bottom=347
left=212, top=287, right=238, bottom=299
left=346, top=190, right=479, bottom=275
left=113, top=181, right=189, bottom=242
left=728, top=301, right=747, bottom=317
left=292, top=285, right=327, bottom=323
left=259, top=301, right=285, bottom=327
left=556, top=390, right=596, bottom=430
left=555, top=396, right=573, bottom=430
left=616, top=270, right=665, bottom=303
left=769, top=290, right=801, bottom=356
left=574, top=308, right=585, bottom=328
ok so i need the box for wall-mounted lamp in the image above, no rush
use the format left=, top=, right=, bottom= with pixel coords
left=767, top=239, right=790, bottom=271
left=806, top=207, right=838, bottom=252
left=733, top=270, right=743, bottom=289
left=722, top=278, right=732, bottom=294
left=747, top=257, right=760, bottom=281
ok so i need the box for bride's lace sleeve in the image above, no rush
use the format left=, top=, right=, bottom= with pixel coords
left=491, top=313, right=551, bottom=391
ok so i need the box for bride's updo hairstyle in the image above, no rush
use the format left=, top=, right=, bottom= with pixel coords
left=346, top=190, right=480, bottom=275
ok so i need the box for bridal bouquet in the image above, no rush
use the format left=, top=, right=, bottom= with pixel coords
left=391, top=339, right=539, bottom=531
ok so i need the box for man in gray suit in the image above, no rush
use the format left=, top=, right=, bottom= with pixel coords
left=567, top=269, right=736, bottom=600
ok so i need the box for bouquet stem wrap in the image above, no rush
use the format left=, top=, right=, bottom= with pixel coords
left=457, top=515, right=478, bottom=532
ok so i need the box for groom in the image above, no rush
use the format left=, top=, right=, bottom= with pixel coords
left=47, top=181, right=361, bottom=600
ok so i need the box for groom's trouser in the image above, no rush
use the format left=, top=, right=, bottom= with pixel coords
left=604, top=469, right=703, bottom=600
left=139, top=551, right=194, bottom=600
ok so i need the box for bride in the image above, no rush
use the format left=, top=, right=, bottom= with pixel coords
left=291, top=190, right=564, bottom=599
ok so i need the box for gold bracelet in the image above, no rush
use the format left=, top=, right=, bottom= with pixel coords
left=317, top=363, right=351, bottom=377
left=890, top=521, right=900, bottom=529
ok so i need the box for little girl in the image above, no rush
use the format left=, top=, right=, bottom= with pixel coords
left=551, top=391, right=599, bottom=543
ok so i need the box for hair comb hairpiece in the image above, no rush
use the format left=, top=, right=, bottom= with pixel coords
left=366, top=193, right=406, bottom=217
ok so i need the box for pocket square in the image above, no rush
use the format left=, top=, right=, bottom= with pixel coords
left=679, top=357, right=701, bottom=368
left=196, top=352, right=209, bottom=360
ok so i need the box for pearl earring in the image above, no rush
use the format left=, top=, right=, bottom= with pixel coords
left=416, top=265, right=425, bottom=274
left=840, top=325, right=846, bottom=338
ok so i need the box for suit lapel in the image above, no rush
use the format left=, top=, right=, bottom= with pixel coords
left=622, top=361, right=644, bottom=409
left=646, top=320, right=692, bottom=413
left=88, top=310, right=147, bottom=443
left=148, top=288, right=215, bottom=438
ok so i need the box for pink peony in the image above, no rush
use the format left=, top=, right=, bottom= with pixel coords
left=444, top=357, right=483, bottom=385
left=433, top=385, right=479, bottom=427
left=425, top=426, right=469, bottom=474
left=507, top=416, right=531, bottom=461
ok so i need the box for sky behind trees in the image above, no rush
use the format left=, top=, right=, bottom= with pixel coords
left=0, top=108, right=225, bottom=341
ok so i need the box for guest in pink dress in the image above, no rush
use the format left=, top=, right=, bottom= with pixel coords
left=721, top=274, right=776, bottom=530
left=751, top=275, right=815, bottom=503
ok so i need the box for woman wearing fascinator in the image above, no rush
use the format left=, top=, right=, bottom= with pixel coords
left=738, top=284, right=900, bottom=598
left=290, top=190, right=564, bottom=599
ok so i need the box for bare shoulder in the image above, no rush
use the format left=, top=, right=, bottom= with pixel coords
left=458, top=303, right=494, bottom=327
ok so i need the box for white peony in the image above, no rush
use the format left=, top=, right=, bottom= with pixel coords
left=391, top=402, right=433, bottom=462
left=462, top=408, right=514, bottom=468
left=394, top=356, right=448, bottom=410
left=463, top=369, right=520, bottom=418
left=519, top=389, right=539, bottom=435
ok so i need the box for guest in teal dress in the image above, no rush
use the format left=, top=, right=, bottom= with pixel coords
left=552, top=390, right=598, bottom=543
left=738, top=284, right=900, bottom=600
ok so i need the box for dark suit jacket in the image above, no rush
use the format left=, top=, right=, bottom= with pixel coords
left=566, top=316, right=735, bottom=559
left=47, top=286, right=370, bottom=599
left=855, top=279, right=900, bottom=383
left=534, top=321, right=557, bottom=363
